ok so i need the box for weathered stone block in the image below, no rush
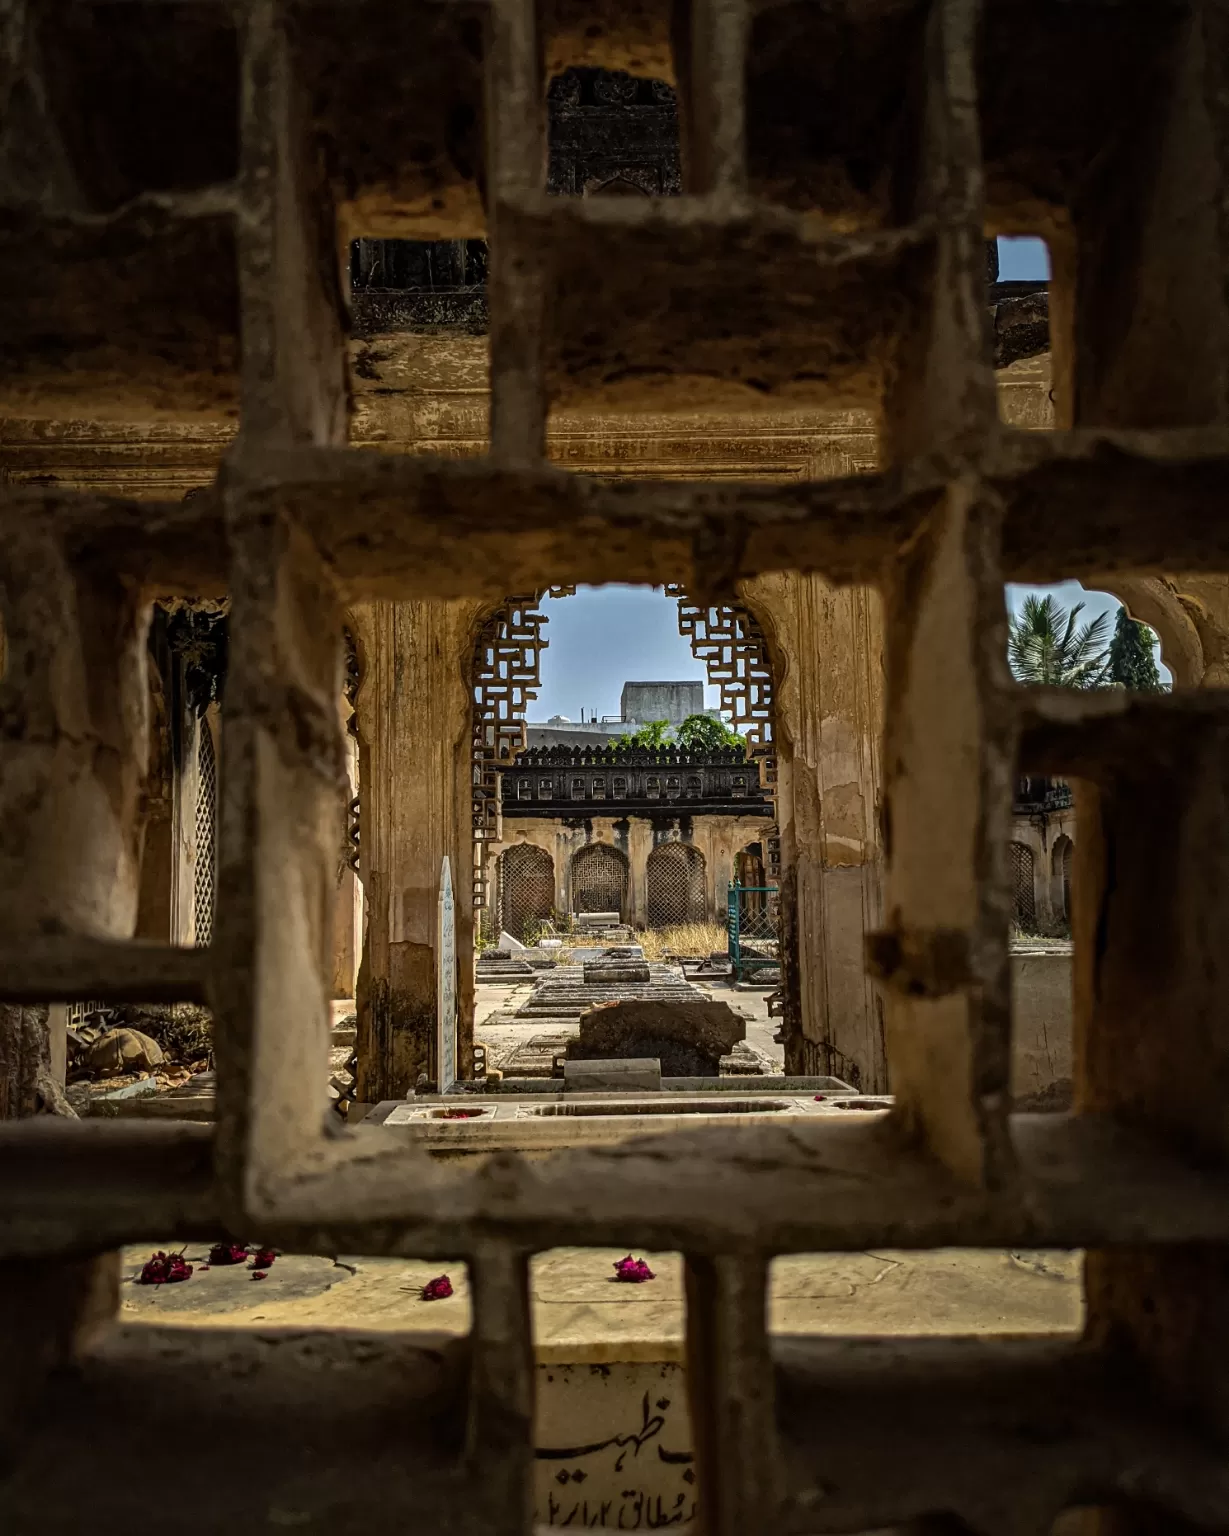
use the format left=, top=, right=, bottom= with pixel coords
left=83, top=1028, right=165, bottom=1077
left=568, top=1000, right=746, bottom=1077
left=563, top=1058, right=662, bottom=1094
left=582, top=960, right=650, bottom=985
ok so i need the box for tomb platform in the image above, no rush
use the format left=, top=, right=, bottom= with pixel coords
left=364, top=1076, right=875, bottom=1156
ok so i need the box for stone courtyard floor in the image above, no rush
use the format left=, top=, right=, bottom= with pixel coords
left=121, top=1244, right=1083, bottom=1351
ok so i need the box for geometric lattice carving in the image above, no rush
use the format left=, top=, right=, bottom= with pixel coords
left=193, top=723, right=217, bottom=947
left=1010, top=840, right=1035, bottom=930
left=471, top=595, right=551, bottom=908
left=646, top=840, right=706, bottom=927
left=569, top=842, right=628, bottom=916
left=498, top=844, right=555, bottom=942
left=669, top=591, right=774, bottom=750
left=667, top=588, right=779, bottom=877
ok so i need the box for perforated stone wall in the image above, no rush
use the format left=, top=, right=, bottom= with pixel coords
left=4, top=2, right=1229, bottom=1533
left=498, top=842, right=556, bottom=940
left=646, top=840, right=707, bottom=927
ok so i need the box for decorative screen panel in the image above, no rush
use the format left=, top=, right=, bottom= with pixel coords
left=569, top=842, right=628, bottom=916
left=1010, top=840, right=1036, bottom=930
left=498, top=844, right=555, bottom=942
left=646, top=840, right=706, bottom=927
left=193, top=722, right=217, bottom=947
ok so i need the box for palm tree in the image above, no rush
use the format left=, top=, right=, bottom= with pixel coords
left=1008, top=595, right=1112, bottom=688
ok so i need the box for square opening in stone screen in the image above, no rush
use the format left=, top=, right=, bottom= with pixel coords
left=990, top=235, right=1053, bottom=429
left=535, top=58, right=935, bottom=428
left=348, top=238, right=492, bottom=454
left=532, top=1248, right=693, bottom=1531
left=768, top=1249, right=1085, bottom=1339
left=120, top=1243, right=473, bottom=1333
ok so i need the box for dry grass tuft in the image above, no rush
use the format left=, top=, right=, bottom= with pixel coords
left=638, top=922, right=727, bottom=962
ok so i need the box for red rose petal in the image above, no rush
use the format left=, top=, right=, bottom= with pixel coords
left=613, top=1255, right=655, bottom=1283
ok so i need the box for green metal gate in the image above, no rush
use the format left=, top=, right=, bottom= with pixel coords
left=727, top=880, right=780, bottom=981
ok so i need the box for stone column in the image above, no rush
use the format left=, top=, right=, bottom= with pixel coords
left=627, top=820, right=653, bottom=928
left=743, top=574, right=887, bottom=1091
left=351, top=598, right=481, bottom=1100
left=707, top=819, right=756, bottom=925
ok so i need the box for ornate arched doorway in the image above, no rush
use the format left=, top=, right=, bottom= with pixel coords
left=570, top=842, right=629, bottom=918
left=646, top=841, right=706, bottom=927
left=193, top=722, right=217, bottom=946
left=498, top=844, right=554, bottom=943
left=1010, top=841, right=1036, bottom=929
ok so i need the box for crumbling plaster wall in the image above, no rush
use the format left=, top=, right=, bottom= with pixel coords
left=743, top=573, right=886, bottom=1088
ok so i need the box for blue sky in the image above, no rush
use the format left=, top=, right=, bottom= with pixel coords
left=998, top=235, right=1050, bottom=281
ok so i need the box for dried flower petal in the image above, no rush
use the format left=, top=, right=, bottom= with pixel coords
left=421, top=1274, right=454, bottom=1300
left=250, top=1248, right=277, bottom=1269
left=440, top=1108, right=481, bottom=1119
left=138, top=1250, right=193, bottom=1285
left=613, top=1255, right=655, bottom=1283
left=813, top=1094, right=827, bottom=1102
left=251, top=1271, right=268, bottom=1281
left=208, top=1242, right=248, bottom=1266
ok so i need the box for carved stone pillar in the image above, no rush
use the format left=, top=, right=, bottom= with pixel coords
left=626, top=820, right=654, bottom=929
left=744, top=573, right=887, bottom=1091
left=351, top=598, right=480, bottom=1099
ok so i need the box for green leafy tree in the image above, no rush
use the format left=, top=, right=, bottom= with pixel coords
left=675, top=713, right=746, bottom=753
left=1008, top=595, right=1112, bottom=688
left=1106, top=606, right=1164, bottom=691
left=617, top=719, right=671, bottom=749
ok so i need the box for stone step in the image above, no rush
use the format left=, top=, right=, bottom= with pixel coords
left=521, top=996, right=697, bottom=1010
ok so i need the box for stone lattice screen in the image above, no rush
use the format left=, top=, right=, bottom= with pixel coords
left=4, top=1, right=1229, bottom=1532
left=647, top=841, right=707, bottom=927
left=498, top=843, right=556, bottom=941
left=570, top=841, right=630, bottom=915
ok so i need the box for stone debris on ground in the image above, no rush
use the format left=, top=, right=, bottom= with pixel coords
left=82, top=1027, right=165, bottom=1076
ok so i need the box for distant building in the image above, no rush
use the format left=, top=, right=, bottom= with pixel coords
left=525, top=681, right=718, bottom=748
left=620, top=680, right=706, bottom=726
